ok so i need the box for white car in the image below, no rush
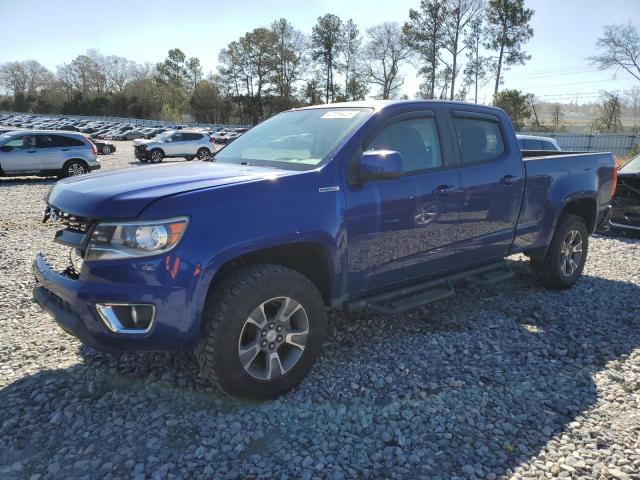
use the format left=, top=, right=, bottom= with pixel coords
left=517, top=134, right=562, bottom=152
left=0, top=130, right=99, bottom=178
left=133, top=130, right=215, bottom=163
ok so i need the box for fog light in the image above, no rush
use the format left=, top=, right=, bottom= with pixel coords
left=96, top=304, right=155, bottom=334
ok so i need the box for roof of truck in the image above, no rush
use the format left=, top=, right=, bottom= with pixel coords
left=295, top=99, right=503, bottom=113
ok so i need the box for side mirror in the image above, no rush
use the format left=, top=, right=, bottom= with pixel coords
left=356, top=150, right=404, bottom=182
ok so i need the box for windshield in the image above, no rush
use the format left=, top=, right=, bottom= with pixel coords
left=620, top=153, right=640, bottom=174
left=151, top=131, right=172, bottom=142
left=214, top=107, right=372, bottom=170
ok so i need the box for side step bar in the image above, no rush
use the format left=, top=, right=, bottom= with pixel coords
left=347, top=262, right=513, bottom=314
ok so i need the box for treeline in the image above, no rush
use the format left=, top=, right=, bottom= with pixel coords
left=0, top=0, right=538, bottom=124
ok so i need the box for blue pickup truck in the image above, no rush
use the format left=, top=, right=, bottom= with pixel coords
left=33, top=101, right=616, bottom=398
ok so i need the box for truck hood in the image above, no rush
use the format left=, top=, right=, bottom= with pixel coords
left=47, top=162, right=295, bottom=218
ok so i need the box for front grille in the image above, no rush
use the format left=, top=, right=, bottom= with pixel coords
left=47, top=206, right=91, bottom=233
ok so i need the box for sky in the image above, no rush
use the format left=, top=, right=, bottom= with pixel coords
left=0, top=0, right=639, bottom=104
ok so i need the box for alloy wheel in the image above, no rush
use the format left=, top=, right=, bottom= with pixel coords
left=237, top=297, right=309, bottom=381
left=560, top=229, right=583, bottom=276
left=67, top=163, right=85, bottom=176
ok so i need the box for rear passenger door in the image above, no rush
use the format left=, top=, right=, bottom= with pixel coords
left=182, top=132, right=203, bottom=155
left=450, top=111, right=525, bottom=263
left=345, top=109, right=462, bottom=293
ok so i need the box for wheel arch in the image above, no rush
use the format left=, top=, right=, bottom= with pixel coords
left=204, top=241, right=335, bottom=309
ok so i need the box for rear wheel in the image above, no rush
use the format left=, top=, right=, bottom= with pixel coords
left=195, top=265, right=326, bottom=399
left=61, top=160, right=87, bottom=178
left=149, top=149, right=163, bottom=163
left=101, top=145, right=111, bottom=155
left=532, top=213, right=589, bottom=289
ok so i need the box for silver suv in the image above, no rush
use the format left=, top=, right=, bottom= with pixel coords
left=0, top=130, right=99, bottom=178
left=133, top=130, right=214, bottom=163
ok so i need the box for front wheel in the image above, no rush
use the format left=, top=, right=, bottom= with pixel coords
left=532, top=213, right=589, bottom=290
left=196, top=148, right=211, bottom=161
left=149, top=149, right=163, bottom=163
left=102, top=145, right=111, bottom=155
left=195, top=265, right=326, bottom=399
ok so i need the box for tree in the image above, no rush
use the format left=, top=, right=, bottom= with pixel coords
left=0, top=62, right=30, bottom=98
left=311, top=14, right=344, bottom=103
left=156, top=49, right=189, bottom=108
left=190, top=80, right=221, bottom=122
left=186, top=57, right=203, bottom=90
left=593, top=92, right=623, bottom=133
left=365, top=22, right=412, bottom=99
left=550, top=102, right=564, bottom=133
left=341, top=19, right=363, bottom=101
left=493, top=89, right=531, bottom=130
left=589, top=23, right=640, bottom=83
left=442, top=0, right=483, bottom=100
left=270, top=18, right=306, bottom=99
left=485, top=0, right=534, bottom=95
left=463, top=15, right=491, bottom=103
left=403, top=0, right=448, bottom=99
left=303, top=78, right=324, bottom=105
left=626, top=86, right=640, bottom=132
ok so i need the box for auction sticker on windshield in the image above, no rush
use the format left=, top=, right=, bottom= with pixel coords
left=321, top=111, right=361, bottom=119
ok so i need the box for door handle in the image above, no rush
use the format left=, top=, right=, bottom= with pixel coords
left=500, top=175, right=520, bottom=185
left=27, top=150, right=37, bottom=153
left=432, top=184, right=456, bottom=196
left=61, top=148, right=70, bottom=151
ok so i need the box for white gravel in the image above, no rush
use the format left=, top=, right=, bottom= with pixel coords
left=1, top=141, right=639, bottom=479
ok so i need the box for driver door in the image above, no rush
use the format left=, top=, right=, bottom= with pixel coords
left=0, top=134, right=41, bottom=173
left=164, top=132, right=184, bottom=155
left=344, top=109, right=462, bottom=294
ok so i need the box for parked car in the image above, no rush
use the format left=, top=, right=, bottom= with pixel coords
left=609, top=152, right=639, bottom=233
left=0, top=130, right=99, bottom=178
left=517, top=134, right=562, bottom=152
left=112, top=130, right=145, bottom=141
left=32, top=101, right=616, bottom=399
left=92, top=140, right=116, bottom=155
left=133, top=130, right=214, bottom=162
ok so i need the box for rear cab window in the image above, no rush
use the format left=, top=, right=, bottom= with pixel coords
left=453, top=114, right=506, bottom=164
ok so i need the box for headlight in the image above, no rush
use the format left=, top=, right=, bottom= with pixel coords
left=85, top=216, right=189, bottom=261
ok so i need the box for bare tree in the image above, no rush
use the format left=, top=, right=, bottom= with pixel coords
left=590, top=23, right=640, bottom=83
left=593, top=92, right=623, bottom=133
left=441, top=0, right=483, bottom=100
left=341, top=19, right=362, bottom=100
left=0, top=62, right=28, bottom=98
left=551, top=102, right=564, bottom=133
left=626, top=86, right=640, bottom=131
left=365, top=22, right=412, bottom=99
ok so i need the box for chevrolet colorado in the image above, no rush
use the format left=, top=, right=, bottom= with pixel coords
left=33, top=101, right=616, bottom=399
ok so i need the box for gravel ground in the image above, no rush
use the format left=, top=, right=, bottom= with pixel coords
left=1, top=141, right=639, bottom=480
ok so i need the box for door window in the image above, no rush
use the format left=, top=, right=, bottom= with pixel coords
left=366, top=117, right=442, bottom=173
left=4, top=137, right=26, bottom=148
left=454, top=117, right=505, bottom=164
left=171, top=133, right=183, bottom=142
left=183, top=133, right=203, bottom=141
left=541, top=141, right=558, bottom=151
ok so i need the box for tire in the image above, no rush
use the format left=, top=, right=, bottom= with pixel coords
left=532, top=213, right=589, bottom=290
left=60, top=160, right=87, bottom=178
left=149, top=149, right=163, bottom=163
left=196, top=148, right=211, bottom=161
left=195, top=265, right=327, bottom=399
left=101, top=145, right=111, bottom=155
